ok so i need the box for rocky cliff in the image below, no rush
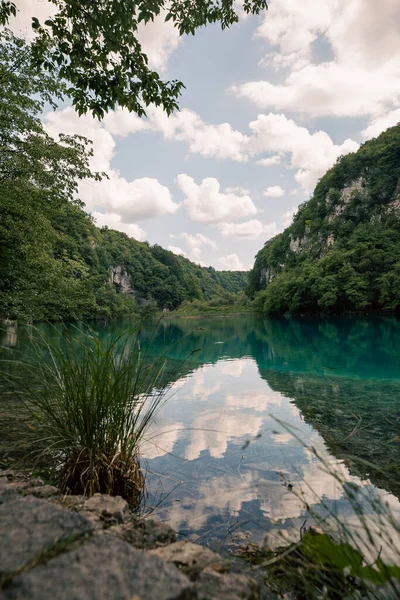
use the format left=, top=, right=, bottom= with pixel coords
left=248, top=124, right=400, bottom=314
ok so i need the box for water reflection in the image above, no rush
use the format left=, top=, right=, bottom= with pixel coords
left=2, top=315, right=400, bottom=553
left=143, top=355, right=400, bottom=553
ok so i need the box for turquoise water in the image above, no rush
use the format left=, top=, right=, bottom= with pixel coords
left=2, top=315, right=400, bottom=552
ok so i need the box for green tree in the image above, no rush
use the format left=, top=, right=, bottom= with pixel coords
left=1, top=0, right=268, bottom=118
left=0, top=31, right=103, bottom=320
left=248, top=124, right=400, bottom=315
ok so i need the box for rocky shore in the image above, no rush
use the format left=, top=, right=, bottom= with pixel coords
left=0, top=471, right=259, bottom=600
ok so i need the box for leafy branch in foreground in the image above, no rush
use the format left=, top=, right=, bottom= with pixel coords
left=1, top=1, right=268, bottom=118
left=2, top=327, right=175, bottom=507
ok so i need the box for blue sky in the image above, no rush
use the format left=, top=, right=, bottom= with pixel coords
left=15, top=0, right=400, bottom=270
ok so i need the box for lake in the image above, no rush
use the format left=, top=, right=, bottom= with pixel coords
left=2, top=314, right=400, bottom=556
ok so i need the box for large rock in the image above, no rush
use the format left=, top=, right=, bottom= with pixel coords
left=151, top=541, right=231, bottom=580
left=83, top=493, right=130, bottom=525
left=108, top=518, right=176, bottom=549
left=3, top=534, right=196, bottom=600
left=0, top=495, right=94, bottom=575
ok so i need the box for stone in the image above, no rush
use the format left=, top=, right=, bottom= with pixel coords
left=196, top=567, right=259, bottom=600
left=83, top=493, right=130, bottom=525
left=75, top=510, right=103, bottom=530
left=59, top=494, right=86, bottom=509
left=0, top=479, right=31, bottom=495
left=0, top=495, right=94, bottom=574
left=27, top=477, right=45, bottom=487
left=0, top=470, right=17, bottom=481
left=108, top=518, right=176, bottom=550
left=151, top=541, right=231, bottom=580
left=3, top=534, right=196, bottom=600
left=24, top=485, right=59, bottom=499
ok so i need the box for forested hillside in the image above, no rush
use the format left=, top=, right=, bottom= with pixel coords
left=248, top=125, right=400, bottom=314
left=0, top=32, right=246, bottom=323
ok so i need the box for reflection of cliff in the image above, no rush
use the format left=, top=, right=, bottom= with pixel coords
left=259, top=369, right=400, bottom=500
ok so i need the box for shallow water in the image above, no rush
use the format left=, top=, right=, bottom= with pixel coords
left=2, top=315, right=400, bottom=555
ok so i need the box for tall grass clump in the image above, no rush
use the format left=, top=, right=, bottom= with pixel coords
left=3, top=326, right=174, bottom=507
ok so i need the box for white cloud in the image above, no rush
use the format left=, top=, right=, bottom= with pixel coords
left=99, top=105, right=358, bottom=197
left=185, top=409, right=262, bottom=460
left=84, top=176, right=179, bottom=221
left=92, top=212, right=146, bottom=241
left=218, top=254, right=244, bottom=271
left=102, top=108, right=151, bottom=137
left=282, top=207, right=298, bottom=228
left=234, top=0, right=400, bottom=121
left=177, top=175, right=257, bottom=223
left=219, top=358, right=250, bottom=378
left=101, top=106, right=249, bottom=162
left=45, top=106, right=115, bottom=174
left=219, top=219, right=277, bottom=241
left=136, top=10, right=181, bottom=72
left=148, top=107, right=249, bottom=162
left=255, top=155, right=281, bottom=167
left=9, top=0, right=55, bottom=39
left=141, top=420, right=185, bottom=459
left=248, top=113, right=359, bottom=192
left=168, top=245, right=187, bottom=257
left=362, top=109, right=400, bottom=140
left=255, top=0, right=335, bottom=64
left=226, top=389, right=283, bottom=412
left=44, top=107, right=180, bottom=237
left=264, top=185, right=285, bottom=198
left=171, top=233, right=216, bottom=258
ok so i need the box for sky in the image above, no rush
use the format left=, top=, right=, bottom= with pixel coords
left=13, top=0, right=400, bottom=271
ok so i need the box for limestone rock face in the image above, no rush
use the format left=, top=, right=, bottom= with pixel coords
left=109, top=265, right=132, bottom=293
left=339, top=177, right=365, bottom=204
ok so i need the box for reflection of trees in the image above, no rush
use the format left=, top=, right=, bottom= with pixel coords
left=5, top=314, right=400, bottom=380
left=260, top=369, right=400, bottom=500
left=247, top=315, right=400, bottom=378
